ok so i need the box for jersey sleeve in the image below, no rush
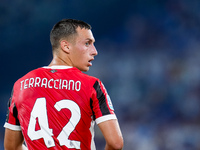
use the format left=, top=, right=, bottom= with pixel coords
left=91, top=80, right=117, bottom=124
left=4, top=88, right=21, bottom=131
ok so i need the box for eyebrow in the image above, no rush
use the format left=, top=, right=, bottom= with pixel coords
left=86, top=38, right=95, bottom=43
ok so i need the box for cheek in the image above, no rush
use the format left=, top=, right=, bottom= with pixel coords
left=73, top=53, right=85, bottom=65
left=77, top=49, right=88, bottom=60
left=71, top=46, right=88, bottom=64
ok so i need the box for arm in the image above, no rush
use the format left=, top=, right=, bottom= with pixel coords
left=4, top=128, right=28, bottom=150
left=98, top=119, right=124, bottom=150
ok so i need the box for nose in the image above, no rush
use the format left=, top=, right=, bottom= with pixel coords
left=92, top=45, right=98, bottom=56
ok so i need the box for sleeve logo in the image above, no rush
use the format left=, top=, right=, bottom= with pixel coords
left=107, top=95, right=114, bottom=110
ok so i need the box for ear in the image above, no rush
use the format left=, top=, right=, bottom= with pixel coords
left=60, top=40, right=70, bottom=53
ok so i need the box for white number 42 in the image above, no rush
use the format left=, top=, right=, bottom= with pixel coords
left=27, top=97, right=81, bottom=149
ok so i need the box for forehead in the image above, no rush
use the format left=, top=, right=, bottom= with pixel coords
left=76, top=27, right=95, bottom=42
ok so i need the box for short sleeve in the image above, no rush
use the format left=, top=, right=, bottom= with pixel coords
left=91, top=80, right=117, bottom=124
left=4, top=88, right=21, bottom=131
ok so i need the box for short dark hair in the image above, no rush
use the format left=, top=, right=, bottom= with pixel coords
left=50, top=19, right=91, bottom=50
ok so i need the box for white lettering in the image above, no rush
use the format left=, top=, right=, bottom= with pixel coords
left=29, top=78, right=34, bottom=88
left=54, top=80, right=59, bottom=89
left=69, top=80, right=74, bottom=90
left=59, top=79, right=62, bottom=89
left=75, top=81, right=81, bottom=91
left=19, top=77, right=81, bottom=91
left=48, top=79, right=53, bottom=88
left=62, top=80, right=68, bottom=89
left=20, top=80, right=24, bottom=90
left=41, top=78, right=48, bottom=88
left=35, top=77, right=41, bottom=87
left=24, top=79, right=29, bottom=89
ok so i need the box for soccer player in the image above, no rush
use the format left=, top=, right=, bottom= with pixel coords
left=4, top=19, right=123, bottom=150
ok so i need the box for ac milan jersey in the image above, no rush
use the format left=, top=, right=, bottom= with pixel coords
left=4, top=66, right=116, bottom=150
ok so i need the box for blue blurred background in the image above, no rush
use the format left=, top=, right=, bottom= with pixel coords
left=1, top=0, right=200, bottom=149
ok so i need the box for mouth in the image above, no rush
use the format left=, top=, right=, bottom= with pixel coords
left=88, top=59, right=94, bottom=66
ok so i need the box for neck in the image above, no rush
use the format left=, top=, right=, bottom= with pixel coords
left=49, top=53, right=72, bottom=67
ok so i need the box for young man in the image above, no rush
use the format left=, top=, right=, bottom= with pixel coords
left=4, top=19, right=123, bottom=150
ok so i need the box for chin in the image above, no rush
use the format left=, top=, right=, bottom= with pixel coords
left=82, top=68, right=89, bottom=72
left=79, top=67, right=89, bottom=72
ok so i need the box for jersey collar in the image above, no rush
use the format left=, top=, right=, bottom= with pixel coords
left=43, top=65, right=73, bottom=69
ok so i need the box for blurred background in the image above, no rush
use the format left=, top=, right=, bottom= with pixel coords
left=1, top=0, right=200, bottom=149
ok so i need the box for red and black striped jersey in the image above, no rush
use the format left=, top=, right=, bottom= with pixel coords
left=4, top=66, right=116, bottom=150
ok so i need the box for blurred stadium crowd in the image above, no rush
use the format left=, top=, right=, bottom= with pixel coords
left=1, top=0, right=200, bottom=150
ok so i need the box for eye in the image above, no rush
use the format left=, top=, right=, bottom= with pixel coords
left=85, top=42, right=90, bottom=46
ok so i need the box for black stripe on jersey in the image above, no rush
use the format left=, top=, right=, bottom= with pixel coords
left=9, top=87, right=14, bottom=107
left=13, top=103, right=20, bottom=125
left=93, top=80, right=110, bottom=115
left=5, top=106, right=10, bottom=123
left=5, top=88, right=14, bottom=122
left=90, top=98, right=96, bottom=120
